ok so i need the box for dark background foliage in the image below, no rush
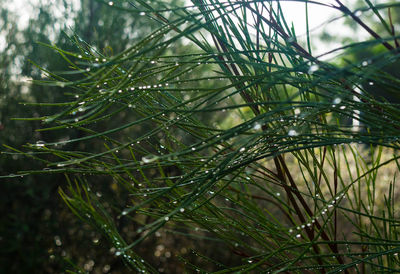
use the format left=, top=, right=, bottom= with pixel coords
left=0, top=1, right=180, bottom=272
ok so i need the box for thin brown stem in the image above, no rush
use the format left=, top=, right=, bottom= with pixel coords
left=335, top=0, right=395, bottom=51
left=333, top=148, right=339, bottom=260
left=278, top=155, right=348, bottom=271
left=388, top=8, right=400, bottom=49
left=274, top=157, right=326, bottom=271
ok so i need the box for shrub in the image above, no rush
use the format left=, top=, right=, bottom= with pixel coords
left=6, top=0, right=400, bottom=272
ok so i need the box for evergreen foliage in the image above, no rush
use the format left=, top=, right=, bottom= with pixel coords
left=3, top=0, right=400, bottom=272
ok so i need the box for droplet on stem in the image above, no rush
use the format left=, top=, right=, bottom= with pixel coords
left=288, top=129, right=298, bottom=136
left=141, top=154, right=159, bottom=164
left=35, top=140, right=46, bottom=147
left=253, top=123, right=261, bottom=130
left=308, top=64, right=319, bottom=74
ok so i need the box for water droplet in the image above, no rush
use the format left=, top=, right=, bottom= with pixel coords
left=54, top=235, right=62, bottom=246
left=122, top=210, right=128, bottom=216
left=288, top=129, right=298, bottom=136
left=368, top=81, right=374, bottom=86
left=354, top=10, right=362, bottom=17
left=140, top=11, right=146, bottom=16
left=333, top=98, right=341, bottom=105
left=289, top=229, right=293, bottom=233
left=308, top=64, right=319, bottom=74
left=179, top=208, right=185, bottom=212
left=164, top=216, right=169, bottom=221
left=362, top=61, right=368, bottom=66
left=294, top=108, right=301, bottom=115
left=296, top=234, right=301, bottom=238
left=253, top=122, right=261, bottom=130
left=115, top=251, right=121, bottom=256
left=239, top=147, right=245, bottom=152
left=78, top=55, right=82, bottom=59
left=141, top=154, right=158, bottom=164
left=248, top=260, right=253, bottom=263
left=35, top=140, right=46, bottom=147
